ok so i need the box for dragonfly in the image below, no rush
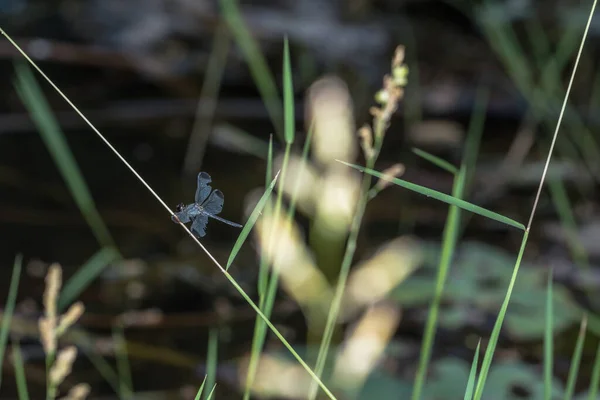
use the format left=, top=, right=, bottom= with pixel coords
left=172, top=172, right=242, bottom=237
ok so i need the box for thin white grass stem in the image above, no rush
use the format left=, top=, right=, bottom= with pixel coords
left=526, top=0, right=597, bottom=230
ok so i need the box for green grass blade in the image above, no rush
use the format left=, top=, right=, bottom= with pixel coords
left=0, top=254, right=23, bottom=390
left=113, top=324, right=134, bottom=399
left=58, top=247, right=121, bottom=311
left=412, top=165, right=465, bottom=400
left=547, top=179, right=589, bottom=268
left=244, top=141, right=292, bottom=398
left=588, top=341, right=600, bottom=400
left=544, top=271, right=554, bottom=400
left=256, top=134, right=275, bottom=296
left=183, top=23, right=231, bottom=174
left=462, top=88, right=488, bottom=192
left=464, top=340, right=481, bottom=400
left=205, top=384, right=218, bottom=400
left=219, top=0, right=283, bottom=139
left=267, top=134, right=274, bottom=182
left=226, top=172, right=280, bottom=270
left=412, top=88, right=487, bottom=400
left=71, top=332, right=123, bottom=395
left=14, top=63, right=117, bottom=250
left=288, top=120, right=314, bottom=219
left=12, top=343, right=30, bottom=400
left=283, top=36, right=295, bottom=145
left=412, top=148, right=458, bottom=175
left=204, top=329, right=218, bottom=400
left=194, top=376, right=208, bottom=400
left=564, top=316, right=587, bottom=400
left=338, top=161, right=525, bottom=230
left=474, top=233, right=529, bottom=399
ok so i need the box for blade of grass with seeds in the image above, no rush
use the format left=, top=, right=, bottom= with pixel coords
left=310, top=47, right=410, bottom=399
left=219, top=0, right=283, bottom=139
left=58, top=247, right=121, bottom=312
left=0, top=254, right=23, bottom=390
left=564, top=316, right=587, bottom=400
left=338, top=161, right=524, bottom=231
left=412, top=148, right=458, bottom=175
left=0, top=27, right=335, bottom=399
left=464, top=340, right=481, bottom=400
left=243, top=39, right=295, bottom=399
left=412, top=88, right=487, bottom=400
left=544, top=271, right=554, bottom=400
left=12, top=342, right=30, bottom=400
left=13, top=63, right=118, bottom=251
left=204, top=329, right=218, bottom=400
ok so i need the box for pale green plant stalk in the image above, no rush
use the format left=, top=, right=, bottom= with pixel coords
left=112, top=323, right=133, bottom=399
left=12, top=342, right=30, bottom=400
left=544, top=271, right=554, bottom=400
left=411, top=88, right=487, bottom=400
left=183, top=23, right=231, bottom=174
left=0, top=28, right=335, bottom=399
left=0, top=254, right=23, bottom=391
left=564, top=317, right=587, bottom=400
left=242, top=37, right=295, bottom=400
left=205, top=329, right=219, bottom=400
left=464, top=340, right=481, bottom=400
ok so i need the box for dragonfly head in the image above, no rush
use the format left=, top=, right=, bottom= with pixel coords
left=175, top=203, right=185, bottom=212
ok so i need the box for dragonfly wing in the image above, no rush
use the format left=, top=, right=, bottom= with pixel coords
left=191, top=215, right=209, bottom=237
left=195, top=172, right=213, bottom=204
left=173, top=210, right=191, bottom=223
left=202, top=189, right=224, bottom=215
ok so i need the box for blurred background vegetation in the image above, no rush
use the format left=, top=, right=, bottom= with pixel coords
left=1, top=0, right=600, bottom=399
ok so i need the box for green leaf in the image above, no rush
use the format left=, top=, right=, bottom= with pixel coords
left=412, top=148, right=458, bottom=174
left=58, top=247, right=120, bottom=311
left=227, top=172, right=280, bottom=269
left=219, top=0, right=283, bottom=139
left=0, top=254, right=23, bottom=390
left=204, top=329, right=219, bottom=400
left=283, top=36, right=295, bottom=145
left=564, top=317, right=587, bottom=400
left=464, top=341, right=481, bottom=400
left=544, top=271, right=554, bottom=400
left=338, top=160, right=525, bottom=230
left=14, top=63, right=118, bottom=250
left=12, top=343, right=30, bottom=400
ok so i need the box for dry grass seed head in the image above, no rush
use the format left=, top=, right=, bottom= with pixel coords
left=58, top=383, right=91, bottom=400
left=57, top=301, right=85, bottom=336
left=49, top=345, right=78, bottom=387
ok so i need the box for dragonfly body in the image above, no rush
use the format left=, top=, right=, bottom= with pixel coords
left=172, top=172, right=242, bottom=237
